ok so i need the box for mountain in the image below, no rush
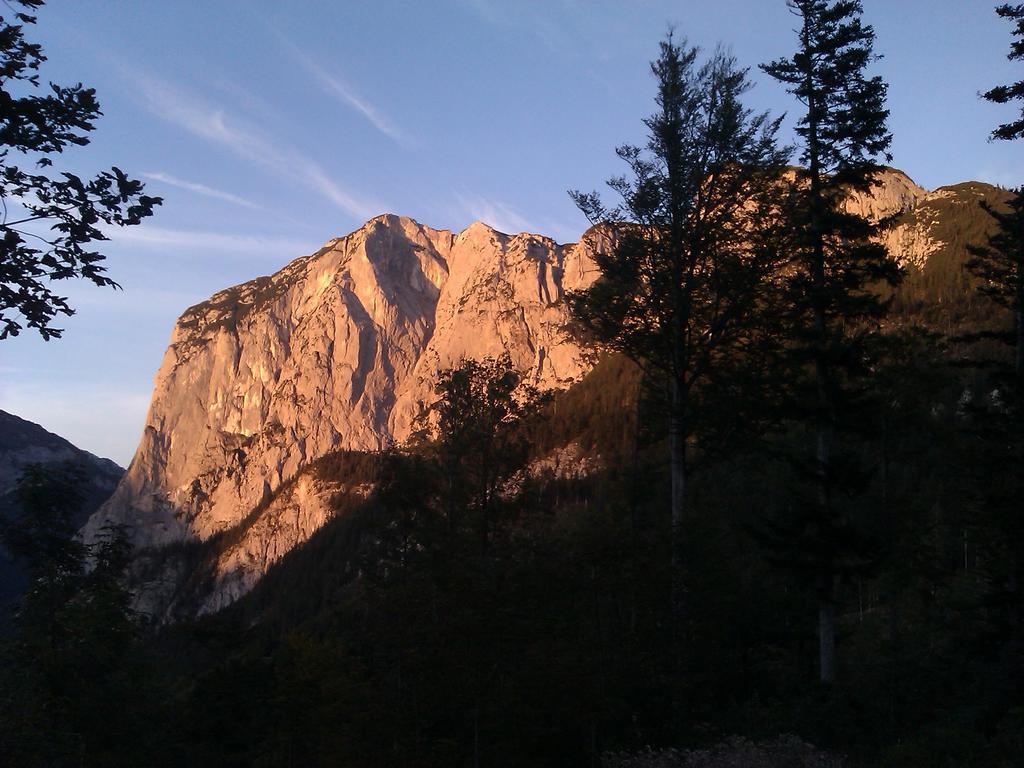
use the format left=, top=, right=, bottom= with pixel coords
left=0, top=410, right=124, bottom=611
left=81, top=170, right=1009, bottom=619
left=82, top=214, right=606, bottom=617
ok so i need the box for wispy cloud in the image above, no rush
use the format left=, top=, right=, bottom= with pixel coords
left=67, top=287, right=207, bottom=316
left=275, top=34, right=412, bottom=148
left=129, top=71, right=381, bottom=220
left=142, top=171, right=263, bottom=210
left=103, top=224, right=315, bottom=257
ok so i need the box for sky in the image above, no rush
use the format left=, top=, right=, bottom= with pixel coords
left=1, top=0, right=1021, bottom=467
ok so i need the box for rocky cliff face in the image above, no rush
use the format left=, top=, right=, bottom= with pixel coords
left=82, top=214, right=601, bottom=616
left=84, top=170, right=995, bottom=618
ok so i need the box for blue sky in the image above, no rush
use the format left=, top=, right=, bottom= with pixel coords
left=1, top=0, right=1021, bottom=466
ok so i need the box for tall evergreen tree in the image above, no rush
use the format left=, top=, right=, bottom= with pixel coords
left=974, top=3, right=1024, bottom=379
left=761, top=0, right=900, bottom=684
left=413, top=354, right=541, bottom=552
left=966, top=193, right=1024, bottom=381
left=982, top=4, right=1024, bottom=142
left=570, top=35, right=788, bottom=645
left=960, top=3, right=1024, bottom=693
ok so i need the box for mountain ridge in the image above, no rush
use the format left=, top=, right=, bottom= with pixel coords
left=0, top=410, right=125, bottom=614
left=80, top=170, right=1009, bottom=618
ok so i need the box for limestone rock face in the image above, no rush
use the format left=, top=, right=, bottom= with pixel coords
left=845, top=168, right=929, bottom=224
left=843, top=169, right=956, bottom=270
left=198, top=469, right=372, bottom=615
left=83, top=215, right=599, bottom=569
left=389, top=223, right=601, bottom=438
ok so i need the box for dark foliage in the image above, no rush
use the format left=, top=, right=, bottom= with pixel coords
left=760, top=0, right=900, bottom=684
left=983, top=4, right=1024, bottom=141
left=0, top=0, right=161, bottom=339
left=0, top=464, right=159, bottom=767
left=115, top=315, right=1024, bottom=767
left=966, top=188, right=1024, bottom=378
left=569, top=33, right=788, bottom=647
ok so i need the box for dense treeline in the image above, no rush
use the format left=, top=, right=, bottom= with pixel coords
left=3, top=325, right=1023, bottom=766
left=3, top=1, right=1024, bottom=766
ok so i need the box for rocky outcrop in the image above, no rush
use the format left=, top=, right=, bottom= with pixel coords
left=845, top=168, right=929, bottom=224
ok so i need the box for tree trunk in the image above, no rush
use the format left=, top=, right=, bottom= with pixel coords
left=670, top=374, right=688, bottom=637
left=803, top=21, right=837, bottom=683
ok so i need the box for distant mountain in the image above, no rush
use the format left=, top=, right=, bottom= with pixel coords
left=0, top=410, right=124, bottom=611
left=80, top=170, right=1011, bottom=619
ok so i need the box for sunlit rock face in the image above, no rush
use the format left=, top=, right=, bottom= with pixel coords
left=844, top=168, right=951, bottom=270
left=83, top=170, right=981, bottom=618
left=82, top=215, right=600, bottom=566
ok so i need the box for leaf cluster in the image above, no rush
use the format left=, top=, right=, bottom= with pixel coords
left=0, top=0, right=161, bottom=339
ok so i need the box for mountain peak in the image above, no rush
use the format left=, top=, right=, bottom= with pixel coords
left=83, top=214, right=598, bottom=618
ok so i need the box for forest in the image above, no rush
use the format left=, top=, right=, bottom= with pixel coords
left=2, top=1, right=1024, bottom=766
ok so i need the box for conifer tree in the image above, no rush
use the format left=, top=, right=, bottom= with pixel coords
left=761, top=0, right=900, bottom=684
left=974, top=3, right=1024, bottom=379
left=570, top=35, right=788, bottom=639
left=966, top=194, right=1024, bottom=380
left=982, top=4, right=1024, bottom=142
left=961, top=3, right=1024, bottom=675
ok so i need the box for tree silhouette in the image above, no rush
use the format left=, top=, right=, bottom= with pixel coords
left=569, top=34, right=788, bottom=645
left=972, top=3, right=1024, bottom=378
left=0, top=464, right=149, bottom=766
left=0, top=0, right=161, bottom=340
left=762, top=0, right=899, bottom=684
left=414, top=354, right=541, bottom=552
left=961, top=3, right=1024, bottom=692
left=983, top=4, right=1024, bottom=142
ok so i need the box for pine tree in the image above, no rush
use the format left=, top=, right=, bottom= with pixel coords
left=961, top=3, right=1024, bottom=692
left=761, top=0, right=900, bottom=684
left=983, top=4, right=1024, bottom=142
left=570, top=34, right=788, bottom=646
left=966, top=193, right=1024, bottom=380
left=974, top=3, right=1024, bottom=379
